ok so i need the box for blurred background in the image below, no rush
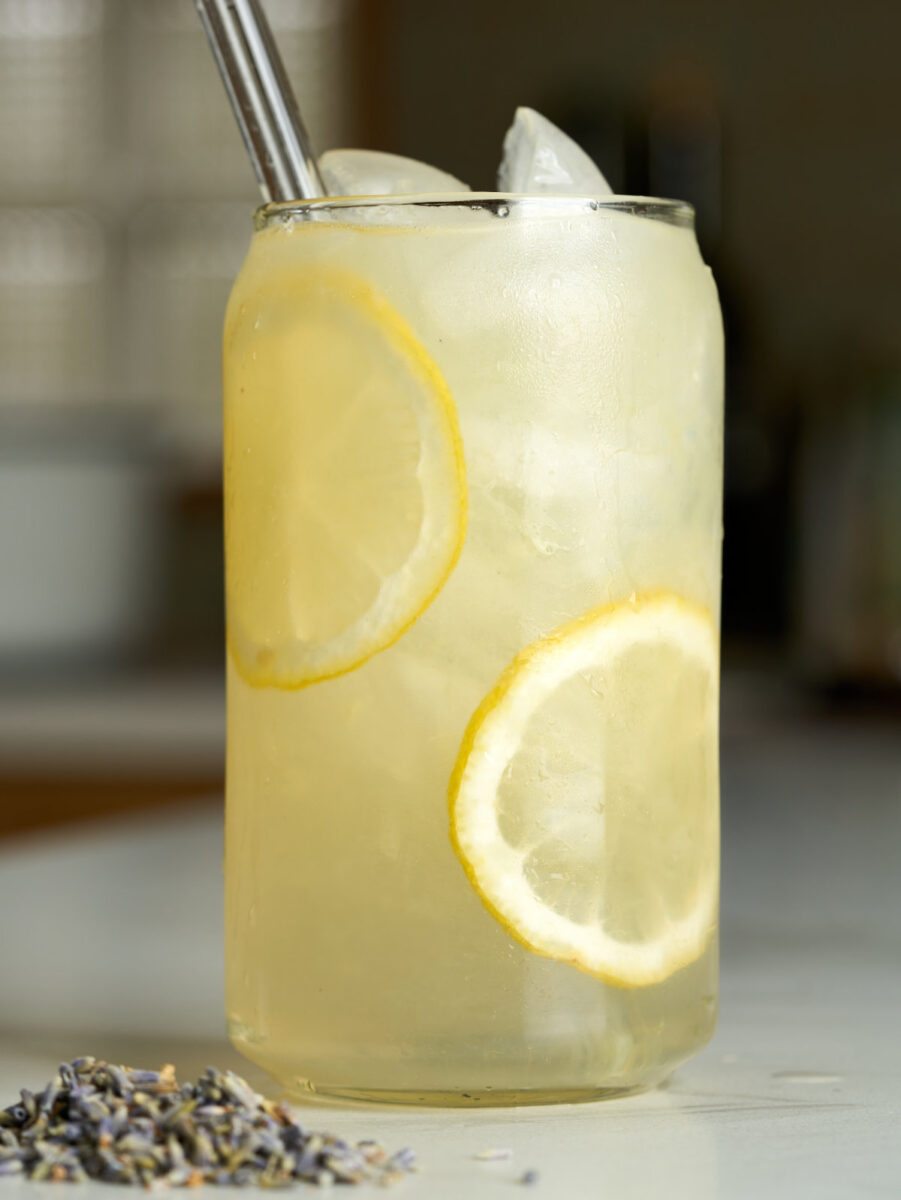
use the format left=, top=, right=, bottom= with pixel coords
left=0, top=0, right=898, bottom=871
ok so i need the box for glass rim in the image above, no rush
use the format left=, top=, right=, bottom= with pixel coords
left=254, top=193, right=695, bottom=230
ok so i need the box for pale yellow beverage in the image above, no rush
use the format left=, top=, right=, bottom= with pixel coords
left=224, top=195, right=723, bottom=1104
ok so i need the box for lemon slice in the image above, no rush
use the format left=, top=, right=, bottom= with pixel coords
left=225, top=266, right=466, bottom=689
left=449, top=594, right=719, bottom=988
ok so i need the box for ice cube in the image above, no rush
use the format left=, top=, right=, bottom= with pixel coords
left=497, top=107, right=612, bottom=196
left=319, top=149, right=470, bottom=197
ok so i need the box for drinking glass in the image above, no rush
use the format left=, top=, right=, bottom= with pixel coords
left=224, top=195, right=723, bottom=1105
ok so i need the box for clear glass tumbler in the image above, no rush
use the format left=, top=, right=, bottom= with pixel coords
left=224, top=195, right=723, bottom=1105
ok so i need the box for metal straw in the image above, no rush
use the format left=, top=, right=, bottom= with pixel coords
left=194, top=0, right=327, bottom=202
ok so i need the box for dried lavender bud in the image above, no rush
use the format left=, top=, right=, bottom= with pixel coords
left=1, top=1060, right=418, bottom=1189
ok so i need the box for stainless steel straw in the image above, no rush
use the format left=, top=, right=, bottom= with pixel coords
left=194, top=0, right=326, bottom=202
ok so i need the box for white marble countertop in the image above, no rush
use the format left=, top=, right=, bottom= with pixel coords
left=0, top=688, right=899, bottom=1198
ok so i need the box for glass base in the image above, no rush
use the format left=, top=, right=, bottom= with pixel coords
left=228, top=1020, right=696, bottom=1109
left=287, top=1079, right=652, bottom=1108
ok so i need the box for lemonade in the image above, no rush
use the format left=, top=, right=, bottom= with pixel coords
left=223, top=174, right=724, bottom=1102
